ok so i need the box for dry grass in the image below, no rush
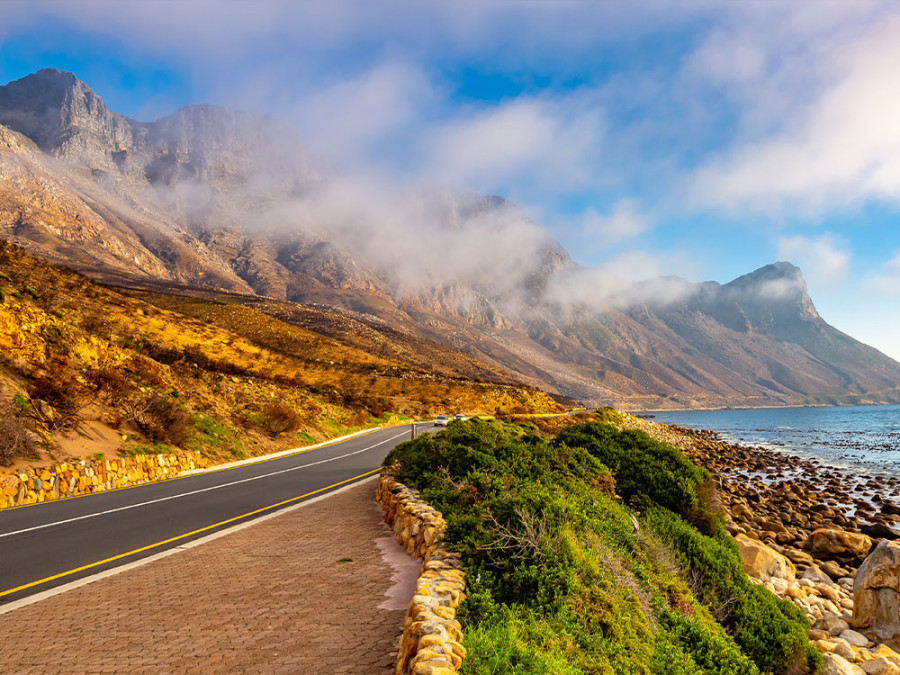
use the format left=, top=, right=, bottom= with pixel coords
left=0, top=239, right=563, bottom=466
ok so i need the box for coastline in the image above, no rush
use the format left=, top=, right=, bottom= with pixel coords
left=634, top=400, right=900, bottom=415
left=617, top=411, right=900, bottom=663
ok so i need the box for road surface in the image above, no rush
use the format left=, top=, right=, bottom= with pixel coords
left=0, top=424, right=416, bottom=605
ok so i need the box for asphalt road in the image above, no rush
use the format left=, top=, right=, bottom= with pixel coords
left=0, top=424, right=418, bottom=605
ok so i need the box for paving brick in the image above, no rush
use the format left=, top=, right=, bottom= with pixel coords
left=0, top=478, right=407, bottom=673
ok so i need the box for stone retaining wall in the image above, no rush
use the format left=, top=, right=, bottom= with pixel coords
left=1, top=451, right=208, bottom=509
left=377, top=471, right=467, bottom=675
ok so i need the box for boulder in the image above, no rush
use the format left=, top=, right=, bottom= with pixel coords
left=839, top=629, right=870, bottom=647
left=806, top=564, right=840, bottom=586
left=853, top=540, right=900, bottom=644
left=815, top=615, right=851, bottom=637
left=810, top=528, right=874, bottom=561
left=822, top=653, right=866, bottom=675
left=735, top=534, right=796, bottom=582
left=862, top=523, right=900, bottom=541
left=861, top=658, right=900, bottom=675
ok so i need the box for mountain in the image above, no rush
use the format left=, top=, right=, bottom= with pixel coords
left=2, top=69, right=899, bottom=410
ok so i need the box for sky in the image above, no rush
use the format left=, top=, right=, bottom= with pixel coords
left=1, top=1, right=899, bottom=359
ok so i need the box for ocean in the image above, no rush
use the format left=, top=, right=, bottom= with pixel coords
left=649, top=404, right=900, bottom=481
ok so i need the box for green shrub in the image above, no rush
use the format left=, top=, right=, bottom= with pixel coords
left=384, top=420, right=798, bottom=674
left=0, top=271, right=10, bottom=281
left=555, top=423, right=719, bottom=533
left=647, top=508, right=822, bottom=675
left=13, top=393, right=29, bottom=410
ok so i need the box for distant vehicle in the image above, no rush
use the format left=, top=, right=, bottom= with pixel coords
left=434, top=415, right=449, bottom=426
left=454, top=414, right=467, bottom=422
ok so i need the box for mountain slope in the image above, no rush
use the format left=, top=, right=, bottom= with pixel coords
left=2, top=69, right=899, bottom=410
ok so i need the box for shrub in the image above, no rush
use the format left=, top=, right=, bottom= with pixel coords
left=385, top=420, right=817, bottom=675
left=28, top=357, right=88, bottom=427
left=138, top=395, right=193, bottom=447
left=85, top=365, right=136, bottom=401
left=648, top=507, right=821, bottom=675
left=0, top=410, right=39, bottom=466
left=260, top=402, right=302, bottom=436
left=555, top=423, right=719, bottom=533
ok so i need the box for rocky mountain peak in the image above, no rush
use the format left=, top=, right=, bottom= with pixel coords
left=0, top=69, right=130, bottom=159
left=714, top=261, right=821, bottom=340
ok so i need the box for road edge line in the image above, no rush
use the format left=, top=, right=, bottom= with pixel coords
left=0, top=474, right=381, bottom=615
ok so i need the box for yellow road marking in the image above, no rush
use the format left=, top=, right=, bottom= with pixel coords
left=0, top=467, right=381, bottom=599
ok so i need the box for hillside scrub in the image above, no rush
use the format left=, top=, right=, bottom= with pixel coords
left=0, top=239, right=560, bottom=466
left=383, top=419, right=821, bottom=674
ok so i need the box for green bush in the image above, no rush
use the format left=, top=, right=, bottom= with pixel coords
left=555, top=423, right=719, bottom=533
left=384, top=420, right=811, bottom=674
left=647, top=508, right=821, bottom=675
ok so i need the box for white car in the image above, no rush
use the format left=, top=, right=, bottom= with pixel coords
left=454, top=414, right=467, bottom=422
left=434, top=415, right=449, bottom=427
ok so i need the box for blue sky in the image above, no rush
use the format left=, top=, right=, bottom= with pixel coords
left=2, top=1, right=900, bottom=359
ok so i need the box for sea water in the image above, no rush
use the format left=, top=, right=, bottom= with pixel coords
left=649, top=404, right=900, bottom=481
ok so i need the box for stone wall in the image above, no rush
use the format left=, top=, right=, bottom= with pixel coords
left=377, top=471, right=467, bottom=675
left=1, top=451, right=208, bottom=509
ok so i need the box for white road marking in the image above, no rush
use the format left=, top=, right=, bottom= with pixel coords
left=0, top=476, right=380, bottom=615
left=0, top=431, right=406, bottom=539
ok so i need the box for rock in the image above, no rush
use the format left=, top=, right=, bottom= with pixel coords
left=853, top=540, right=900, bottom=643
left=869, top=644, right=900, bottom=666
left=861, top=658, right=900, bottom=675
left=810, top=528, right=874, bottom=561
left=833, top=639, right=859, bottom=662
left=735, top=534, right=796, bottom=581
left=823, top=652, right=866, bottom=675
left=815, top=615, right=851, bottom=637
left=840, top=629, right=870, bottom=647
left=806, top=565, right=840, bottom=586
left=822, top=560, right=851, bottom=581
left=732, top=502, right=754, bottom=519
left=862, top=523, right=900, bottom=541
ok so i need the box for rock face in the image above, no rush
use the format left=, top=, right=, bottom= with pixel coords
left=735, top=534, right=796, bottom=581
left=853, top=540, right=900, bottom=645
left=810, top=528, right=874, bottom=562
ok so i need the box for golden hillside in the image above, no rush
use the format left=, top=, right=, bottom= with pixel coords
left=0, top=239, right=563, bottom=468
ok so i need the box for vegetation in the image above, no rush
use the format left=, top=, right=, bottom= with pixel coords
left=384, top=419, right=821, bottom=674
left=0, top=239, right=560, bottom=467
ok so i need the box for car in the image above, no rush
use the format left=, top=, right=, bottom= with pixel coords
left=434, top=415, right=449, bottom=426
left=454, top=414, right=467, bottom=422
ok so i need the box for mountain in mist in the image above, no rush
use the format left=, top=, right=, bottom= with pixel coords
left=2, top=68, right=899, bottom=409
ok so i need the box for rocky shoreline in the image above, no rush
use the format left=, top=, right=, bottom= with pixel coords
left=619, top=414, right=900, bottom=674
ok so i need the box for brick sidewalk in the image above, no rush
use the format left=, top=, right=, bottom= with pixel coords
left=0, top=477, right=410, bottom=674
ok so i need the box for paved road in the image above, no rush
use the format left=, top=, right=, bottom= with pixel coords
left=0, top=424, right=416, bottom=605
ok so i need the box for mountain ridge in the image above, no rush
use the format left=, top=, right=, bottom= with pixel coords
left=2, top=69, right=899, bottom=409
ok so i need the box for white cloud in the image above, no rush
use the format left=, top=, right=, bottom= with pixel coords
left=577, top=199, right=653, bottom=245
left=776, top=234, right=850, bottom=287
left=287, top=61, right=435, bottom=170
left=422, top=94, right=605, bottom=195
left=690, top=9, right=900, bottom=215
